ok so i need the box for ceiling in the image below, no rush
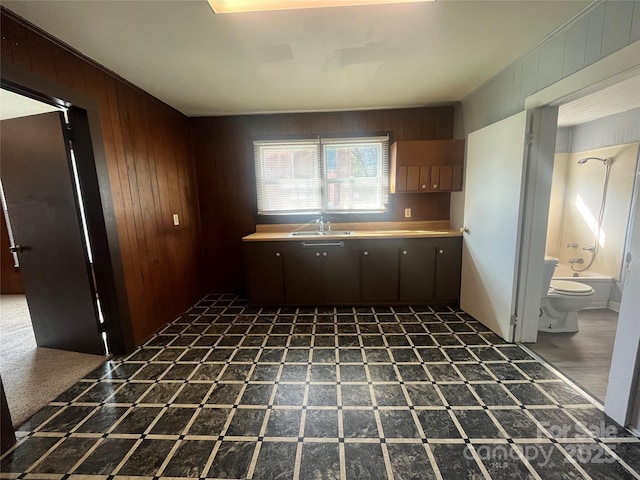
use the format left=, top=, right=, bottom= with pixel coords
left=0, top=88, right=61, bottom=120
left=2, top=0, right=592, bottom=117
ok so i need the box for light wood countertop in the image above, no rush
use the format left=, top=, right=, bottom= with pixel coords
left=242, top=221, right=462, bottom=242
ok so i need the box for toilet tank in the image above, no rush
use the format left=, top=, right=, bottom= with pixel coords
left=542, top=256, right=559, bottom=295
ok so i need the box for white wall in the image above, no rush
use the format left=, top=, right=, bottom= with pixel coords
left=546, top=144, right=639, bottom=280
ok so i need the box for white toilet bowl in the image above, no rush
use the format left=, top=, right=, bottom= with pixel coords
left=538, top=258, right=595, bottom=333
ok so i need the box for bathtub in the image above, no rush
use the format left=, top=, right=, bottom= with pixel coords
left=553, top=264, right=614, bottom=309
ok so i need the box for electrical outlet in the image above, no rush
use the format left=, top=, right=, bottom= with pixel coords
left=173, top=213, right=180, bottom=226
left=404, top=208, right=411, bottom=218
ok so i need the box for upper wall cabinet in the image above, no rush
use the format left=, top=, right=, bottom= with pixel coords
left=390, top=140, right=465, bottom=193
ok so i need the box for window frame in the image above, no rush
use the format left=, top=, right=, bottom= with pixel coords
left=253, top=133, right=390, bottom=216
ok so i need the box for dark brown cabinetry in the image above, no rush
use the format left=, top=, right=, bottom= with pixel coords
left=390, top=140, right=465, bottom=193
left=244, top=242, right=286, bottom=304
left=244, top=236, right=462, bottom=306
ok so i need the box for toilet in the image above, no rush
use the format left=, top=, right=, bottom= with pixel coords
left=538, top=257, right=594, bottom=333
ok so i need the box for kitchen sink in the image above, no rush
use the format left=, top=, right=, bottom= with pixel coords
left=289, top=230, right=353, bottom=237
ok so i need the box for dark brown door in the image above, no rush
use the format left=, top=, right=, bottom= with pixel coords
left=435, top=237, right=462, bottom=302
left=1, top=112, right=105, bottom=355
left=361, top=241, right=399, bottom=302
left=321, top=243, right=360, bottom=303
left=244, top=242, right=285, bottom=304
left=283, top=246, right=322, bottom=304
left=399, top=240, right=436, bottom=303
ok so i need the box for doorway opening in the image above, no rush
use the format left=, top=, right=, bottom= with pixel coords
left=528, top=76, right=640, bottom=404
left=0, top=88, right=109, bottom=426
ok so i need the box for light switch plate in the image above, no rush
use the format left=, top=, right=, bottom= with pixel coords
left=173, top=213, right=180, bottom=226
left=404, top=208, right=411, bottom=218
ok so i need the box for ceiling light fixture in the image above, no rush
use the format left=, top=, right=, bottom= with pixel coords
left=208, top=0, right=434, bottom=14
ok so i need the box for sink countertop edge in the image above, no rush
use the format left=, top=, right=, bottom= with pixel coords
left=242, top=229, right=462, bottom=242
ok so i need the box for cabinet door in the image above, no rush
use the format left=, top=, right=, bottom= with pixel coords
left=361, top=242, right=399, bottom=302
left=399, top=240, right=436, bottom=302
left=435, top=237, right=462, bottom=302
left=245, top=243, right=286, bottom=304
left=419, top=167, right=430, bottom=191
left=322, top=244, right=360, bottom=303
left=284, top=247, right=323, bottom=304
left=406, top=166, right=420, bottom=191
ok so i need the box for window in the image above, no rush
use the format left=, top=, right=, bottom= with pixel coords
left=254, top=135, right=389, bottom=215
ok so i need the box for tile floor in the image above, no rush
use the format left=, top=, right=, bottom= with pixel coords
left=2, top=294, right=639, bottom=480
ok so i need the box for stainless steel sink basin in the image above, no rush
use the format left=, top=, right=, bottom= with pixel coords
left=289, top=230, right=353, bottom=237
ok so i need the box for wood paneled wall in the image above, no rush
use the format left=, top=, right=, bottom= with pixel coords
left=0, top=11, right=203, bottom=344
left=191, top=107, right=455, bottom=293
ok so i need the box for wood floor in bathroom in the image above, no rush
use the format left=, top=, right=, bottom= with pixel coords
left=528, top=308, right=618, bottom=403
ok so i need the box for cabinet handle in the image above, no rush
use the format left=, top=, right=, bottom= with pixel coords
left=421, top=184, right=427, bottom=189
left=432, top=184, right=438, bottom=189
left=275, top=252, right=281, bottom=257
left=363, top=251, right=369, bottom=256
left=402, top=250, right=408, bottom=255
left=438, top=249, right=444, bottom=254
left=315, top=252, right=321, bottom=257
left=322, top=252, right=327, bottom=257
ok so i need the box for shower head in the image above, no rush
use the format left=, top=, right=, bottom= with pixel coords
left=577, top=156, right=614, bottom=166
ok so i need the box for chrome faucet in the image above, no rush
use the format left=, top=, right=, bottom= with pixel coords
left=568, top=258, right=584, bottom=264
left=316, top=215, right=325, bottom=233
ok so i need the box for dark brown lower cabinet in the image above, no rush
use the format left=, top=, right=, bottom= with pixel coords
left=244, top=236, right=462, bottom=306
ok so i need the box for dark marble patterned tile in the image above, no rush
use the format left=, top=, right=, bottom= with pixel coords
left=289, top=335, right=312, bottom=347
left=315, top=325, right=335, bottom=334
left=207, top=348, right=236, bottom=361
left=241, top=384, right=275, bottom=405
left=340, top=364, right=367, bottom=382
left=84, top=362, right=117, bottom=379
left=417, top=410, right=461, bottom=438
left=605, top=442, right=640, bottom=473
left=433, top=334, right=463, bottom=346
left=29, top=437, right=96, bottom=473
left=162, top=439, right=215, bottom=477
left=438, top=384, right=480, bottom=407
left=132, top=363, right=171, bottom=381
left=173, top=383, right=213, bottom=404
left=457, top=333, right=489, bottom=346
left=456, top=363, right=495, bottom=381
left=431, top=444, right=484, bottom=479
left=15, top=405, right=62, bottom=432
left=118, top=439, right=176, bottom=476
left=397, top=364, right=430, bottom=382
left=404, top=384, right=443, bottom=406
left=299, top=443, right=340, bottom=480
left=416, top=347, right=447, bottom=362
left=226, top=408, right=266, bottom=436
left=403, top=323, right=428, bottom=333
left=188, top=408, right=231, bottom=436
left=484, top=363, right=527, bottom=381
left=521, top=443, right=586, bottom=479
left=471, top=384, right=517, bottom=406
left=409, top=334, right=435, bottom=346
left=496, top=345, right=534, bottom=360
left=342, top=409, right=379, bottom=438
left=476, top=444, right=534, bottom=480
left=387, top=443, right=437, bottom=480
left=373, top=384, right=407, bottom=406
left=138, top=382, right=181, bottom=404
left=264, top=409, right=301, bottom=437
left=361, top=335, right=385, bottom=346
left=150, top=348, right=188, bottom=361
left=207, top=441, right=256, bottom=479
left=307, top=384, right=337, bottom=406
left=339, top=349, right=364, bottom=363
left=390, top=348, right=419, bottom=363
left=230, top=348, right=260, bottom=362
left=280, top=364, right=309, bottom=382
left=38, top=406, right=95, bottom=432
left=1, top=436, right=60, bottom=472
left=344, top=443, right=387, bottom=480
left=341, top=384, right=373, bottom=406
left=381, top=324, right=404, bottom=334
left=454, top=409, right=503, bottom=439
left=364, top=348, right=392, bottom=363
left=539, top=382, right=590, bottom=405
left=110, top=382, right=151, bottom=403
left=285, top=348, right=310, bottom=362
left=491, top=409, right=544, bottom=438
left=53, top=382, right=93, bottom=402
left=108, top=363, right=144, bottom=379
left=251, top=364, right=281, bottom=381
left=220, top=364, right=252, bottom=382
left=74, top=438, right=137, bottom=475
left=514, top=361, right=559, bottom=380
left=304, top=409, right=338, bottom=437
left=338, top=335, right=360, bottom=347
left=379, top=409, right=420, bottom=438
left=443, top=347, right=476, bottom=362
left=150, top=407, right=196, bottom=435
left=75, top=382, right=119, bottom=403
left=360, top=324, right=381, bottom=334
left=566, top=407, right=632, bottom=438
left=469, top=346, right=506, bottom=362
left=273, top=384, right=305, bottom=406
left=252, top=442, right=297, bottom=480
left=561, top=443, right=637, bottom=480
left=112, top=407, right=163, bottom=434
left=74, top=406, right=128, bottom=433
left=528, top=408, right=591, bottom=438
left=368, top=365, right=398, bottom=382
left=243, top=335, right=266, bottom=347
left=505, top=383, right=556, bottom=406
left=310, top=365, right=337, bottom=382
left=162, top=363, right=199, bottom=380
left=427, top=363, right=462, bottom=381
left=266, top=336, right=289, bottom=347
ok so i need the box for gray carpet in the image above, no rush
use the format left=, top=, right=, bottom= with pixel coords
left=0, top=294, right=107, bottom=426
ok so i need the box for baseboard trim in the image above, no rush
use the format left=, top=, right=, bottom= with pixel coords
left=608, top=301, right=621, bottom=312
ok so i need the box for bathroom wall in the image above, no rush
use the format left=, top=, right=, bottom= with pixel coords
left=546, top=143, right=639, bottom=282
